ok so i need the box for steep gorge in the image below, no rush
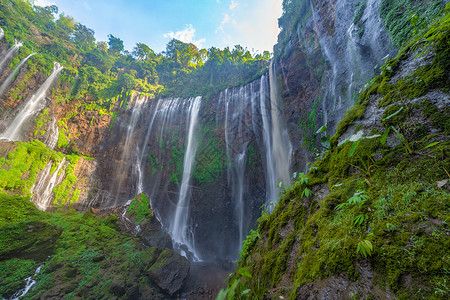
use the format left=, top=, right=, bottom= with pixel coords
left=0, top=0, right=449, bottom=299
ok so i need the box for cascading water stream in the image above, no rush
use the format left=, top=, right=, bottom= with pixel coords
left=113, top=94, right=146, bottom=205
left=0, top=62, right=63, bottom=141
left=170, top=96, right=202, bottom=261
left=9, top=265, right=43, bottom=300
left=309, top=0, right=396, bottom=132
left=259, top=74, right=276, bottom=205
left=259, top=65, right=292, bottom=207
left=269, top=61, right=292, bottom=195
left=0, top=40, right=23, bottom=71
left=223, top=86, right=251, bottom=248
left=0, top=53, right=35, bottom=98
left=44, top=114, right=59, bottom=149
left=31, top=158, right=66, bottom=210
left=0, top=27, right=4, bottom=40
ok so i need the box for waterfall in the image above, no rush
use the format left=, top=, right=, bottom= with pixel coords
left=0, top=62, right=63, bottom=141
left=269, top=61, right=292, bottom=196
left=307, top=0, right=396, bottom=133
left=170, top=96, right=202, bottom=261
left=9, top=265, right=43, bottom=300
left=96, top=75, right=291, bottom=261
left=31, top=158, right=66, bottom=210
left=259, top=74, right=276, bottom=204
left=113, top=94, right=147, bottom=205
left=44, top=115, right=59, bottom=149
left=0, top=40, right=23, bottom=71
left=0, top=53, right=35, bottom=98
left=258, top=64, right=292, bottom=207
left=0, top=27, right=4, bottom=40
left=223, top=86, right=251, bottom=250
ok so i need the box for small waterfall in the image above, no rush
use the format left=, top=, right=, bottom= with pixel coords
left=170, top=96, right=202, bottom=261
left=113, top=94, right=147, bottom=205
left=44, top=115, right=59, bottom=149
left=0, top=62, right=64, bottom=141
left=308, top=0, right=396, bottom=133
left=31, top=158, right=66, bottom=210
left=259, top=63, right=292, bottom=206
left=223, top=86, right=251, bottom=250
left=0, top=27, right=4, bottom=40
left=260, top=74, right=276, bottom=204
left=0, top=53, right=35, bottom=98
left=0, top=40, right=23, bottom=71
left=9, top=265, right=43, bottom=300
left=269, top=61, right=292, bottom=194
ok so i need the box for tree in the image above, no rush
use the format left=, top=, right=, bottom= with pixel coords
left=56, top=13, right=75, bottom=36
left=73, top=24, right=95, bottom=50
left=165, top=39, right=201, bottom=69
left=107, top=34, right=124, bottom=55
left=132, top=43, right=155, bottom=61
left=34, top=5, right=58, bottom=21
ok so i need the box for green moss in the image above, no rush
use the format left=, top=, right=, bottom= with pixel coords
left=192, top=125, right=224, bottom=183
left=329, top=104, right=367, bottom=147
left=0, top=140, right=61, bottom=194
left=379, top=0, right=446, bottom=48
left=52, top=154, right=80, bottom=205
left=0, top=258, right=37, bottom=298
left=381, top=104, right=408, bottom=127
left=57, top=129, right=70, bottom=149
left=126, top=193, right=153, bottom=224
left=419, top=99, right=450, bottom=134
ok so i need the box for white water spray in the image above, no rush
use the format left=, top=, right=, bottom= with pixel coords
left=44, top=115, right=59, bottom=149
left=31, top=158, right=66, bottom=210
left=0, top=40, right=22, bottom=71
left=0, top=53, right=35, bottom=97
left=269, top=61, right=292, bottom=196
left=9, top=265, right=43, bottom=300
left=170, top=96, right=202, bottom=261
left=0, top=62, right=63, bottom=141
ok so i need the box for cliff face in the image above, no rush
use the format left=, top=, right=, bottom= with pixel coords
left=225, top=3, right=450, bottom=299
left=276, top=0, right=397, bottom=172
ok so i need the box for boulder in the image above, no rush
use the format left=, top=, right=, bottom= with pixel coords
left=148, top=249, right=190, bottom=296
left=141, top=230, right=173, bottom=250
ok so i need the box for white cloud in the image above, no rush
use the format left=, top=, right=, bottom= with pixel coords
left=216, top=13, right=230, bottom=33
left=216, top=0, right=282, bottom=52
left=163, top=24, right=206, bottom=48
left=230, top=0, right=239, bottom=10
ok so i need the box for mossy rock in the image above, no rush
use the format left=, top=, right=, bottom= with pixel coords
left=0, top=220, right=61, bottom=261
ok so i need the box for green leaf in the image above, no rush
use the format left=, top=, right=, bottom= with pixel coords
left=349, top=139, right=361, bottom=157
left=357, top=239, right=373, bottom=258
left=301, top=187, right=313, bottom=198
left=335, top=202, right=348, bottom=210
left=423, top=141, right=440, bottom=149
left=241, top=289, right=251, bottom=296
left=380, top=127, right=391, bottom=146
left=316, top=125, right=327, bottom=134
left=237, top=267, right=252, bottom=278
left=382, top=106, right=404, bottom=121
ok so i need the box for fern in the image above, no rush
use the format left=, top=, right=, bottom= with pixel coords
left=353, top=214, right=368, bottom=225
left=301, top=187, right=313, bottom=198
left=357, top=240, right=373, bottom=258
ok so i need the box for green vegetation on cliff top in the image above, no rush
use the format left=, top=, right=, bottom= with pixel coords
left=0, top=0, right=270, bottom=100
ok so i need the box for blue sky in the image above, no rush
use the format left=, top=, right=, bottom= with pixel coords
left=35, top=0, right=282, bottom=54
